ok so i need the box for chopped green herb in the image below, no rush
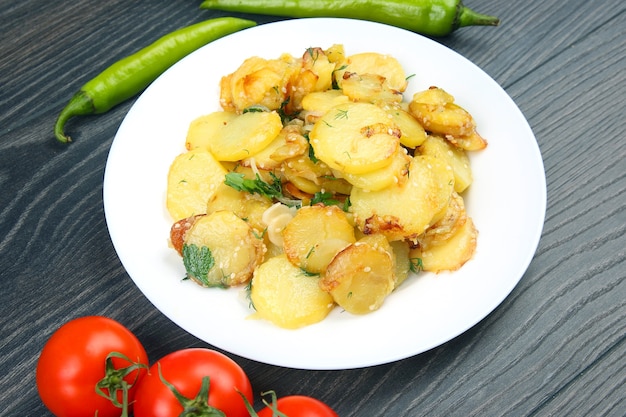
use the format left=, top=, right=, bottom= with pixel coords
left=305, top=133, right=319, bottom=163
left=335, top=109, right=349, bottom=120
left=244, top=281, right=255, bottom=310
left=182, top=243, right=215, bottom=286
left=306, top=47, right=320, bottom=63
left=310, top=191, right=339, bottom=206
left=300, top=268, right=320, bottom=277
left=224, top=172, right=301, bottom=207
left=332, top=65, right=348, bottom=89
left=225, top=172, right=283, bottom=200
left=410, top=257, right=424, bottom=273
left=342, top=196, right=351, bottom=212
left=278, top=96, right=294, bottom=122
left=252, top=227, right=267, bottom=240
left=242, top=105, right=269, bottom=113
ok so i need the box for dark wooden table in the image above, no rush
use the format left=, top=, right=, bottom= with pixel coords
left=1, top=1, right=624, bottom=415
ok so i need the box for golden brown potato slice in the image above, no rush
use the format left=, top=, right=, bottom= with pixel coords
left=300, top=90, right=351, bottom=125
left=335, top=52, right=408, bottom=93
left=446, top=130, right=488, bottom=152
left=341, top=72, right=403, bottom=104
left=409, top=87, right=487, bottom=151
left=309, top=102, right=400, bottom=174
left=250, top=254, right=334, bottom=329
left=186, top=111, right=237, bottom=152
left=409, top=88, right=475, bottom=137
left=206, top=111, right=283, bottom=161
left=183, top=211, right=266, bottom=287
left=170, top=215, right=204, bottom=256
left=417, top=191, right=467, bottom=249
left=381, top=103, right=428, bottom=149
left=285, top=47, right=336, bottom=114
left=325, top=44, right=346, bottom=65
left=390, top=240, right=412, bottom=288
left=337, top=147, right=411, bottom=191
left=355, top=234, right=412, bottom=289
left=282, top=205, right=356, bottom=274
left=241, top=123, right=308, bottom=170
left=206, top=182, right=272, bottom=233
left=282, top=155, right=334, bottom=194
left=419, top=135, right=473, bottom=193
left=220, top=54, right=300, bottom=112
left=166, top=149, right=227, bottom=221
left=320, top=240, right=395, bottom=314
left=350, top=155, right=455, bottom=241
left=410, top=217, right=478, bottom=273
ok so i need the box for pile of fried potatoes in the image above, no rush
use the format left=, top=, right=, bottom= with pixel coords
left=166, top=45, right=487, bottom=329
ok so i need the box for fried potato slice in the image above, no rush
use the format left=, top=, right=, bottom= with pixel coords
left=186, top=111, right=237, bottom=152
left=300, top=90, right=350, bottom=125
left=409, top=87, right=475, bottom=137
left=350, top=155, right=455, bottom=241
left=419, top=135, right=473, bottom=193
left=204, top=111, right=283, bottom=161
left=390, top=240, right=412, bottom=288
left=335, top=52, right=408, bottom=93
left=410, top=217, right=478, bottom=273
left=341, top=72, right=403, bottom=104
left=166, top=149, right=227, bottom=221
left=241, top=123, right=308, bottom=170
left=251, top=254, right=334, bottom=329
left=381, top=103, right=428, bottom=149
left=286, top=47, right=337, bottom=114
left=417, top=191, right=467, bottom=249
left=309, top=102, right=400, bottom=174
left=355, top=233, right=411, bottom=289
left=320, top=239, right=395, bottom=314
left=206, top=182, right=272, bottom=233
left=220, top=54, right=300, bottom=112
left=170, top=214, right=204, bottom=256
left=409, top=87, right=487, bottom=151
left=183, top=210, right=265, bottom=287
left=282, top=205, right=356, bottom=274
left=336, top=147, right=411, bottom=191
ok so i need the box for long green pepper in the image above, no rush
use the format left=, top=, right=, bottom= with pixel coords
left=54, top=17, right=256, bottom=144
left=200, top=0, right=499, bottom=37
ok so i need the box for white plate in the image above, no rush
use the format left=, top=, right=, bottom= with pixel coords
left=104, top=18, right=546, bottom=370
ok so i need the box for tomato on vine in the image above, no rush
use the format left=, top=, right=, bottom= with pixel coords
left=243, top=391, right=339, bottom=417
left=36, top=316, right=148, bottom=417
left=133, top=348, right=253, bottom=417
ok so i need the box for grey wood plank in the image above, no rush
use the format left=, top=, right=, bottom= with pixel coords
left=1, top=0, right=624, bottom=415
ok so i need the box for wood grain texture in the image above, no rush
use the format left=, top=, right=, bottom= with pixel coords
left=1, top=0, right=624, bottom=415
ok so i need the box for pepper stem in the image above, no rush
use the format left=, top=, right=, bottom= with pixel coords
left=54, top=90, right=95, bottom=144
left=458, top=6, right=500, bottom=29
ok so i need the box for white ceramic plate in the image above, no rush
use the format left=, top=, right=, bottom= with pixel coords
left=104, top=18, right=546, bottom=370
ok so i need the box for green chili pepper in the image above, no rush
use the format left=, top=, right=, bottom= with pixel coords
left=54, top=17, right=256, bottom=144
left=200, top=0, right=499, bottom=37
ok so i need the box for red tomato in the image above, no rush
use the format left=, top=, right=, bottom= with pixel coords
left=36, top=316, right=148, bottom=417
left=257, top=395, right=339, bottom=417
left=133, top=348, right=253, bottom=417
